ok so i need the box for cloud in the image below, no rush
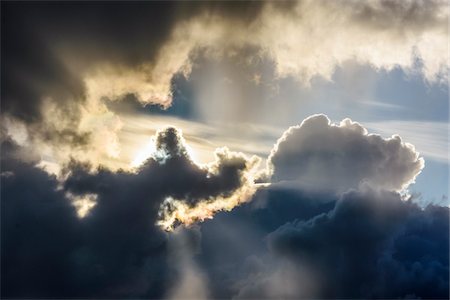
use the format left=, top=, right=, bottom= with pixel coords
left=257, top=186, right=449, bottom=299
left=2, top=0, right=447, bottom=178
left=64, top=127, right=260, bottom=231
left=258, top=0, right=448, bottom=83
left=0, top=1, right=264, bottom=174
left=186, top=183, right=448, bottom=299
left=1, top=126, right=258, bottom=297
left=1, top=2, right=448, bottom=298
left=165, top=227, right=209, bottom=300
left=365, top=120, right=449, bottom=163
left=167, top=46, right=283, bottom=125
left=1, top=1, right=265, bottom=122
left=1, top=136, right=170, bottom=298
left=265, top=114, right=424, bottom=192
left=154, top=144, right=261, bottom=231
left=144, top=0, right=447, bottom=107
left=2, top=117, right=448, bottom=299
left=191, top=184, right=449, bottom=299
left=196, top=185, right=337, bottom=298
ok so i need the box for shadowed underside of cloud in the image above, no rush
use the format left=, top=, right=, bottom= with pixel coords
left=265, top=114, right=424, bottom=192
left=2, top=139, right=171, bottom=298
left=231, top=187, right=449, bottom=299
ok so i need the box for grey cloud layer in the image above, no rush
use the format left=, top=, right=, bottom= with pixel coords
left=266, top=114, right=424, bottom=192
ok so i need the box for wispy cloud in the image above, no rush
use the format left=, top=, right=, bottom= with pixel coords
left=360, top=100, right=404, bottom=110
left=365, top=120, right=448, bottom=163
left=117, top=114, right=283, bottom=168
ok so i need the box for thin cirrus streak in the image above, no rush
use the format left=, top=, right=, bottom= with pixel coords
left=119, top=114, right=281, bottom=167
left=365, top=120, right=449, bottom=163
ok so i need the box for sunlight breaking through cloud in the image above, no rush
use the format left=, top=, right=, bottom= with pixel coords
left=156, top=145, right=261, bottom=231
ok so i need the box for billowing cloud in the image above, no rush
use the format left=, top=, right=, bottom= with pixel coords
left=148, top=0, right=447, bottom=101
left=265, top=114, right=424, bottom=192
left=366, top=119, right=449, bottom=163
left=187, top=184, right=449, bottom=299
left=64, top=126, right=260, bottom=231
left=1, top=1, right=264, bottom=122
left=1, top=125, right=259, bottom=297
left=257, top=186, right=449, bottom=299
left=0, top=1, right=264, bottom=174
left=258, top=0, right=448, bottom=83
left=118, top=0, right=447, bottom=111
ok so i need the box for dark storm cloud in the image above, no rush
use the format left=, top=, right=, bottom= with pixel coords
left=191, top=184, right=449, bottom=299
left=2, top=1, right=263, bottom=70
left=1, top=22, right=85, bottom=124
left=1, top=126, right=256, bottom=298
left=1, top=1, right=265, bottom=151
left=1, top=2, right=91, bottom=147
left=266, top=114, right=424, bottom=192
left=1, top=139, right=88, bottom=297
left=197, top=185, right=338, bottom=298
left=257, top=187, right=449, bottom=299
left=65, top=126, right=254, bottom=208
left=2, top=142, right=173, bottom=298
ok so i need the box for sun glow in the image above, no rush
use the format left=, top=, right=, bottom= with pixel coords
left=130, top=134, right=200, bottom=168
left=156, top=149, right=261, bottom=231
left=130, top=137, right=157, bottom=168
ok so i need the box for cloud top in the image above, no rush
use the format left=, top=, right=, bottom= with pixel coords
left=266, top=114, right=424, bottom=192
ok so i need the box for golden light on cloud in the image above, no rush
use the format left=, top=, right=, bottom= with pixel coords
left=157, top=147, right=261, bottom=231
left=76, top=0, right=447, bottom=112
left=3, top=0, right=444, bottom=182
left=157, top=176, right=257, bottom=232
left=66, top=192, right=98, bottom=218
left=84, top=65, right=174, bottom=107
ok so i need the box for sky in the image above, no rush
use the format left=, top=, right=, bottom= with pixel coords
left=1, top=1, right=449, bottom=299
